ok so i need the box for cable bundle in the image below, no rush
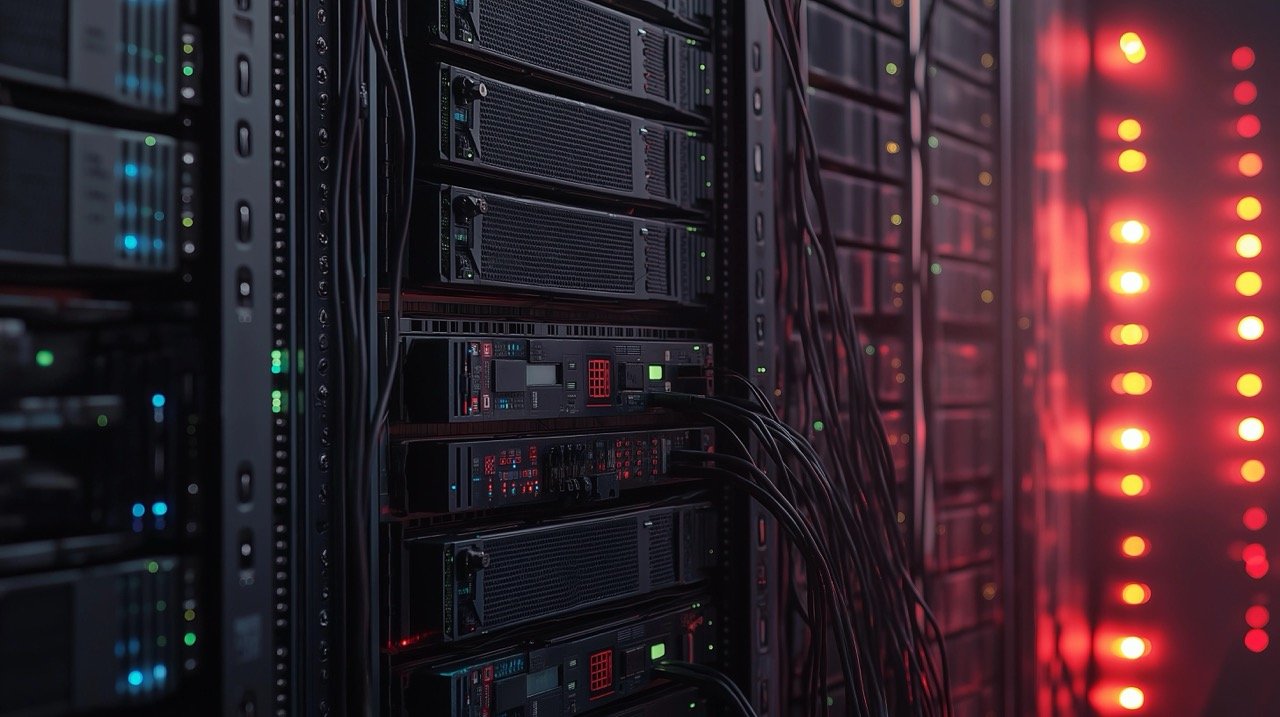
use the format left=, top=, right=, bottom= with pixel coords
left=726, top=0, right=953, bottom=714
left=332, top=0, right=416, bottom=712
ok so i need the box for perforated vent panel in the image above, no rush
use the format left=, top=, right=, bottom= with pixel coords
left=643, top=230, right=670, bottom=296
left=0, top=119, right=68, bottom=258
left=0, top=0, right=67, bottom=77
left=647, top=512, right=676, bottom=586
left=643, top=131, right=669, bottom=198
left=478, top=81, right=634, bottom=192
left=479, top=197, right=636, bottom=295
left=479, top=518, right=643, bottom=628
left=477, top=0, right=633, bottom=91
left=641, top=33, right=668, bottom=99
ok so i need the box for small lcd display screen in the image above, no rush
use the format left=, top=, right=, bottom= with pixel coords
left=525, top=666, right=560, bottom=696
left=525, top=364, right=558, bottom=386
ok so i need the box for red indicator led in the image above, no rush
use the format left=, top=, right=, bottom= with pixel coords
left=1246, top=605, right=1270, bottom=629
left=1244, top=507, right=1269, bottom=531
left=1233, top=46, right=1257, bottom=71
left=1245, top=629, right=1270, bottom=653
left=587, top=358, right=612, bottom=402
left=1238, top=114, right=1262, bottom=138
left=1236, top=81, right=1259, bottom=105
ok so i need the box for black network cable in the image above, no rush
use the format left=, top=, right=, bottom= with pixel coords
left=653, top=660, right=761, bottom=717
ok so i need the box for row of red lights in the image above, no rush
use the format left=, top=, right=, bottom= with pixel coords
left=1230, top=45, right=1271, bottom=656
left=1106, top=32, right=1152, bottom=713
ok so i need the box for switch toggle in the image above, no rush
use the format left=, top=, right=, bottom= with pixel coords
left=453, top=76, right=488, bottom=103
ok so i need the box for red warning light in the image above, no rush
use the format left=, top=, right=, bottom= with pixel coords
left=1233, top=46, right=1257, bottom=71
left=1244, top=507, right=1269, bottom=531
left=1238, top=114, right=1262, bottom=138
left=1246, top=605, right=1270, bottom=629
left=587, top=358, right=612, bottom=403
left=588, top=648, right=614, bottom=696
left=1235, top=81, right=1259, bottom=105
left=1245, top=629, right=1270, bottom=653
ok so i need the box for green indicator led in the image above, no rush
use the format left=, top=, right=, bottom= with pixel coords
left=648, top=365, right=663, bottom=381
left=184, top=609, right=196, bottom=621
left=182, top=216, right=195, bottom=228
left=270, top=350, right=284, bottom=375
left=928, top=135, right=940, bottom=149
left=930, top=262, right=942, bottom=275
left=182, top=64, right=194, bottom=77
left=885, top=62, right=899, bottom=75
left=692, top=345, right=701, bottom=352
left=271, top=390, right=285, bottom=413
left=698, top=63, right=706, bottom=71
left=144, top=135, right=157, bottom=147
left=864, top=345, right=876, bottom=356
left=931, top=194, right=941, bottom=206
left=96, top=414, right=109, bottom=428
left=689, top=704, right=697, bottom=710
left=756, top=366, right=767, bottom=374
left=183, top=632, right=197, bottom=647
left=35, top=349, right=54, bottom=367
left=813, top=420, right=825, bottom=432
left=699, top=251, right=706, bottom=258
left=156, top=600, right=167, bottom=611
left=650, top=642, right=666, bottom=660
left=146, top=561, right=160, bottom=574
left=183, top=43, right=194, bottom=54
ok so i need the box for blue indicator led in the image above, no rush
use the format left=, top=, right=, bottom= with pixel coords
left=153, top=665, right=167, bottom=681
left=151, top=501, right=168, bottom=517
left=123, top=163, right=139, bottom=177
left=124, top=235, right=139, bottom=250
left=152, top=239, right=164, bottom=251
left=127, top=670, right=144, bottom=687
left=132, top=503, right=146, bottom=518
left=151, top=393, right=166, bottom=408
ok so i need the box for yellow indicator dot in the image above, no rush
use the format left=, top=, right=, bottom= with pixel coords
left=1239, top=315, right=1265, bottom=340
left=1110, top=220, right=1149, bottom=244
left=980, top=52, right=995, bottom=69
left=1121, top=582, right=1151, bottom=605
left=1111, top=323, right=1149, bottom=345
left=1238, top=373, right=1263, bottom=397
left=1237, top=271, right=1262, bottom=296
left=1115, top=636, right=1150, bottom=660
left=1240, top=152, right=1264, bottom=177
left=978, top=171, right=994, bottom=186
left=885, top=140, right=901, bottom=154
left=1112, top=372, right=1152, bottom=395
left=1120, top=474, right=1147, bottom=496
left=1117, top=119, right=1143, bottom=142
left=1238, top=233, right=1263, bottom=258
left=1242, top=459, right=1267, bottom=483
left=1110, top=270, right=1149, bottom=295
left=980, top=289, right=994, bottom=303
left=1238, top=196, right=1263, bottom=221
left=890, top=213, right=903, bottom=226
left=1118, top=686, right=1146, bottom=710
left=1240, top=417, right=1265, bottom=442
left=1121, top=535, right=1149, bottom=557
left=1119, top=32, right=1147, bottom=64
left=1115, top=428, right=1150, bottom=451
left=1118, top=149, right=1148, bottom=173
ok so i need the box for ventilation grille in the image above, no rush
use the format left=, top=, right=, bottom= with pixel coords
left=115, top=136, right=176, bottom=269
left=0, top=118, right=68, bottom=259
left=643, top=229, right=670, bottom=296
left=480, top=518, right=641, bottom=628
left=118, top=0, right=175, bottom=110
left=0, top=0, right=67, bottom=77
left=647, top=512, right=676, bottom=586
left=641, top=32, right=668, bottom=100
left=478, top=196, right=636, bottom=295
left=477, top=0, right=632, bottom=91
left=642, top=130, right=669, bottom=198
left=478, top=81, right=634, bottom=192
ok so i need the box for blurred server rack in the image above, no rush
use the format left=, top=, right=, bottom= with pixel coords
left=0, top=0, right=220, bottom=713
